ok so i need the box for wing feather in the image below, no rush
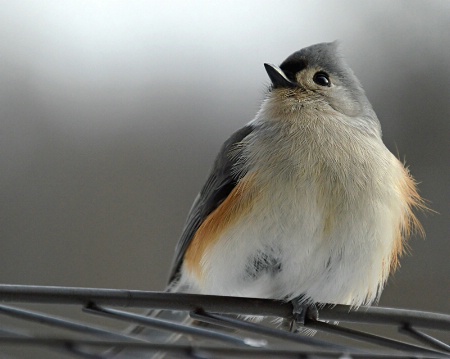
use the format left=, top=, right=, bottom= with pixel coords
left=168, top=124, right=254, bottom=282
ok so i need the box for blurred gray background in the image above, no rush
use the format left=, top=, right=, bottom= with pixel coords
left=1, top=0, right=449, bottom=329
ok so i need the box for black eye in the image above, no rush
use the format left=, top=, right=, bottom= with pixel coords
left=313, top=72, right=331, bottom=87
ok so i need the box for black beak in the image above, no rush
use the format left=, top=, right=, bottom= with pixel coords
left=264, top=63, right=297, bottom=89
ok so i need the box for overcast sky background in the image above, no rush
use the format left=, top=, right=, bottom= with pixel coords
left=1, top=2, right=449, bottom=356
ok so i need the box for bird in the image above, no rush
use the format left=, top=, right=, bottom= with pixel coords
left=111, top=41, right=424, bottom=358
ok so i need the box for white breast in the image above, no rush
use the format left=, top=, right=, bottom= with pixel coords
left=186, top=114, right=407, bottom=307
left=199, top=170, right=402, bottom=306
left=176, top=93, right=415, bottom=307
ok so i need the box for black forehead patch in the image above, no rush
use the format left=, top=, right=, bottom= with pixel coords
left=280, top=58, right=307, bottom=82
left=279, top=42, right=363, bottom=91
left=281, top=42, right=343, bottom=77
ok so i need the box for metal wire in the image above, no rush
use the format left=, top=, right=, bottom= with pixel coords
left=84, top=303, right=260, bottom=347
left=0, top=284, right=449, bottom=359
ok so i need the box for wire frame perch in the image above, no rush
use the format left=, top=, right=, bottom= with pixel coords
left=0, top=284, right=449, bottom=358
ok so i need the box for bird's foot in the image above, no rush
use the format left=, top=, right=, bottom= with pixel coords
left=290, top=298, right=319, bottom=330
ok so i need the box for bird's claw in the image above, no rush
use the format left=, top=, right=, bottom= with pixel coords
left=291, top=299, right=319, bottom=326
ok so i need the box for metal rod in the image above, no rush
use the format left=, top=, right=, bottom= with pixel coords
left=190, top=309, right=356, bottom=353
left=0, top=337, right=447, bottom=359
left=318, top=305, right=450, bottom=331
left=0, top=304, right=150, bottom=343
left=83, top=303, right=263, bottom=348
left=306, top=319, right=443, bottom=355
left=0, top=284, right=291, bottom=317
left=2, top=285, right=449, bottom=331
left=0, top=327, right=104, bottom=359
left=399, top=324, right=450, bottom=353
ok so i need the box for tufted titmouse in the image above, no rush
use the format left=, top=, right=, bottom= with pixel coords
left=169, top=41, right=423, bottom=306
left=113, top=42, right=424, bottom=357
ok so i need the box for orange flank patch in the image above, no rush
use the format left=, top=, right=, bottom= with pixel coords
left=184, top=173, right=260, bottom=280
left=390, top=166, right=426, bottom=272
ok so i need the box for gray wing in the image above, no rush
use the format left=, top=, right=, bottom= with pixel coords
left=168, top=124, right=254, bottom=283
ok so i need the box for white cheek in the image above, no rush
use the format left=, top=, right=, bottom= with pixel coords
left=326, top=88, right=362, bottom=117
